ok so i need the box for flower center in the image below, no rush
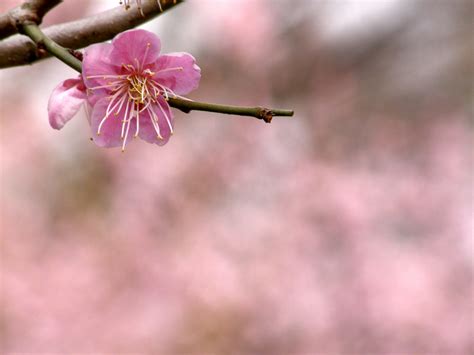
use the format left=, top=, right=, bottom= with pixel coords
left=127, top=74, right=150, bottom=105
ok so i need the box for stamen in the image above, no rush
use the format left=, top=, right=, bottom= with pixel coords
left=149, top=82, right=162, bottom=99
left=146, top=105, right=163, bottom=139
left=114, top=93, right=128, bottom=116
left=134, top=102, right=140, bottom=138
left=121, top=100, right=132, bottom=139
left=97, top=113, right=110, bottom=136
left=127, top=74, right=158, bottom=104
left=148, top=81, right=170, bottom=99
left=155, top=66, right=184, bottom=74
left=123, top=64, right=136, bottom=72
left=157, top=100, right=173, bottom=135
left=105, top=90, right=127, bottom=116
left=97, top=91, right=126, bottom=135
left=140, top=77, right=147, bottom=103
left=143, top=79, right=152, bottom=100
left=141, top=43, right=151, bottom=69
left=140, top=99, right=152, bottom=113
left=89, top=81, right=125, bottom=91
left=149, top=81, right=180, bottom=100
left=86, top=74, right=127, bottom=80
left=122, top=105, right=135, bottom=151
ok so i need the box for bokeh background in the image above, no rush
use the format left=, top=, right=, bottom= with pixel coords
left=1, top=0, right=472, bottom=353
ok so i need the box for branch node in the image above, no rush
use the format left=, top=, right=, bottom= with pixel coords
left=258, top=107, right=273, bottom=123
left=35, top=40, right=48, bottom=58
left=67, top=49, right=83, bottom=61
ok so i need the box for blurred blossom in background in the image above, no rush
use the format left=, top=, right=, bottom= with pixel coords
left=0, top=0, right=472, bottom=353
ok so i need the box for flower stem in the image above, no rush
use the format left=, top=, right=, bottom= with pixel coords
left=21, top=23, right=294, bottom=121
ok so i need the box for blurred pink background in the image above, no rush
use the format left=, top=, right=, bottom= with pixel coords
left=0, top=0, right=472, bottom=353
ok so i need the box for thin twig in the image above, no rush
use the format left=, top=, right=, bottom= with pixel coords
left=21, top=22, right=81, bottom=71
left=167, top=98, right=293, bottom=123
left=0, top=0, right=183, bottom=69
left=21, top=23, right=294, bottom=122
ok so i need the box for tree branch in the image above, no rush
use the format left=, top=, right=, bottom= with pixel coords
left=0, top=0, right=62, bottom=40
left=21, top=23, right=294, bottom=122
left=0, top=0, right=183, bottom=69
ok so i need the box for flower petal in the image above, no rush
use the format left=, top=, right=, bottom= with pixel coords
left=138, top=97, right=173, bottom=146
left=111, top=29, right=161, bottom=68
left=90, top=97, right=136, bottom=148
left=153, top=52, right=201, bottom=95
left=47, top=77, right=87, bottom=130
left=82, top=42, right=119, bottom=91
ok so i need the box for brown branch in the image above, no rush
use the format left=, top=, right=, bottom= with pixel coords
left=0, top=0, right=62, bottom=40
left=0, top=0, right=183, bottom=69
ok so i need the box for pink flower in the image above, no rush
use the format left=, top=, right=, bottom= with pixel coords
left=48, top=29, right=201, bottom=150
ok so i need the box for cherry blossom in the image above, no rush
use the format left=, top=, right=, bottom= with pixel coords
left=47, top=29, right=200, bottom=150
